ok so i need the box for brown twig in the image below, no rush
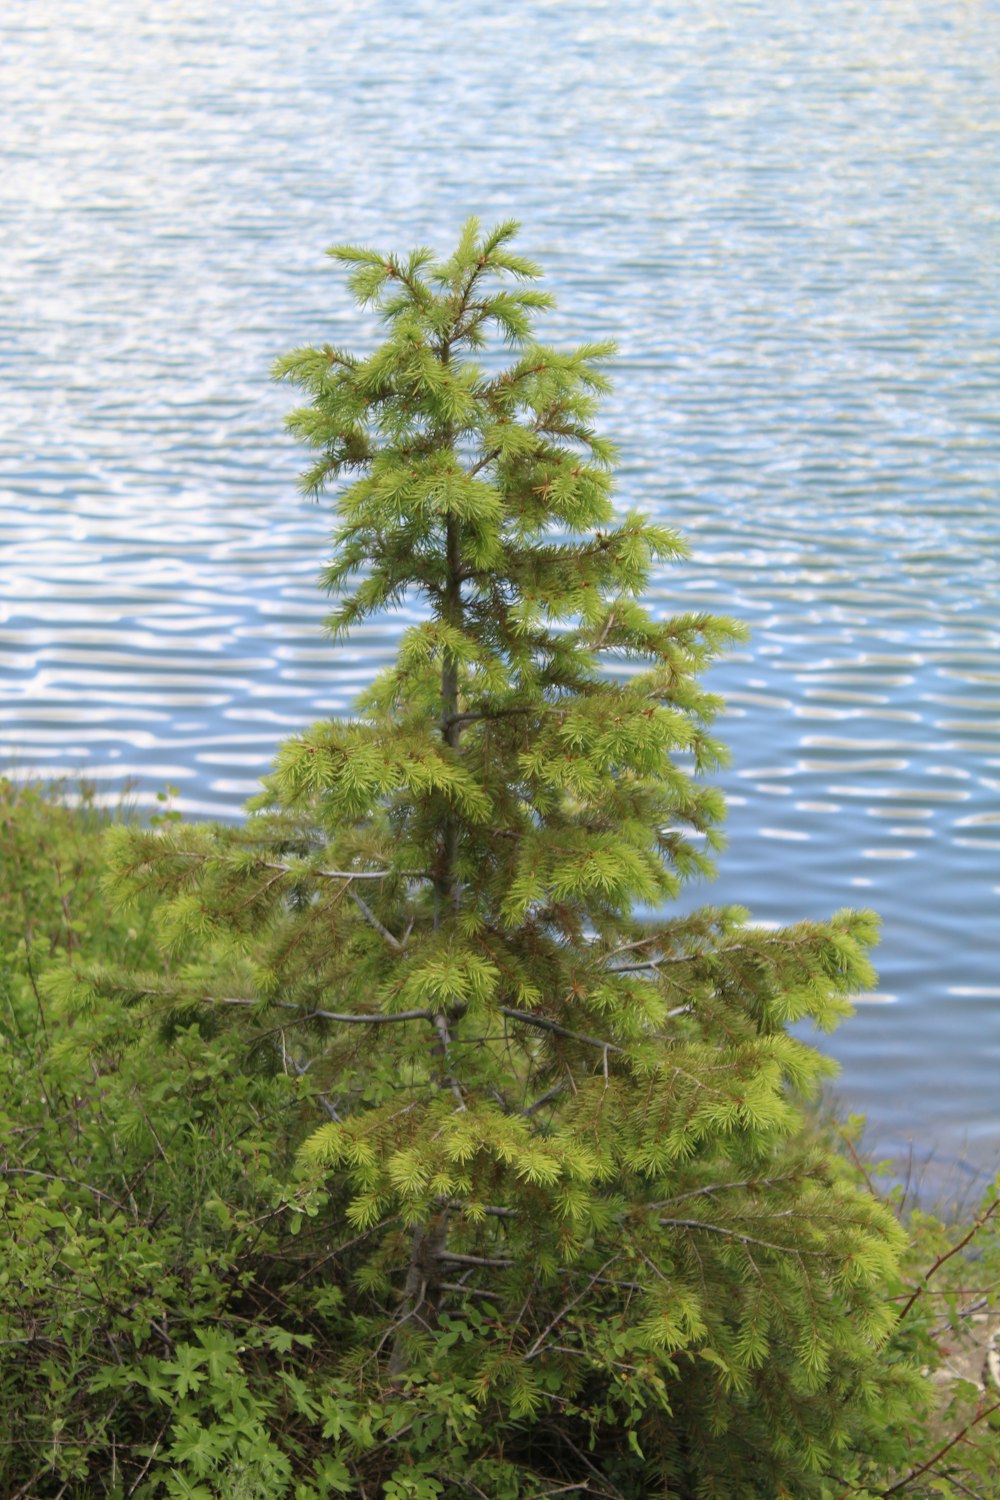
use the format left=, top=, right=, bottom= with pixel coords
left=897, top=1197, right=1000, bottom=1324
left=525, top=1255, right=621, bottom=1360
left=878, top=1398, right=1000, bottom=1497
left=126, top=1421, right=168, bottom=1497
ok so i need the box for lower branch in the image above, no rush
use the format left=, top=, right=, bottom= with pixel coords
left=351, top=891, right=406, bottom=952
left=500, top=1008, right=625, bottom=1056
left=210, top=996, right=434, bottom=1026
left=660, top=1216, right=824, bottom=1256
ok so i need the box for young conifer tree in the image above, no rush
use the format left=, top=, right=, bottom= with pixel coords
left=97, top=221, right=921, bottom=1497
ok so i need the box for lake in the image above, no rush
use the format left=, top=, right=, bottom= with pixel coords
left=1, top=0, right=998, bottom=1175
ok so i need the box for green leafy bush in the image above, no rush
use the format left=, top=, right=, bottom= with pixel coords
left=0, top=783, right=336, bottom=1497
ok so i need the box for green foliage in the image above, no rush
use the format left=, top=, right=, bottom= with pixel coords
left=4, top=227, right=998, bottom=1498
left=0, top=781, right=332, bottom=1497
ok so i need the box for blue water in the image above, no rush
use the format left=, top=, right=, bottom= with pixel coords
left=1, top=0, right=999, bottom=1171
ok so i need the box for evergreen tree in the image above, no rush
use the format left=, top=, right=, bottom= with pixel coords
left=92, top=221, right=922, bottom=1498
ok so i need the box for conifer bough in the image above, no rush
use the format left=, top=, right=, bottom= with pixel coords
left=102, top=220, right=921, bottom=1497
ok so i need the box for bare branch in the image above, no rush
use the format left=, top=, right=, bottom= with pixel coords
left=522, top=1083, right=565, bottom=1118
left=262, top=859, right=393, bottom=882
left=537, top=1423, right=627, bottom=1500
left=525, top=1255, right=621, bottom=1360
left=500, top=1007, right=625, bottom=1056
left=351, top=891, right=405, bottom=952
left=126, top=1421, right=169, bottom=1497
left=282, top=1219, right=400, bottom=1293
left=208, top=996, right=434, bottom=1026
left=283, top=1054, right=342, bottom=1122
left=601, top=932, right=815, bottom=972
left=446, top=1201, right=519, bottom=1220
left=437, top=1251, right=515, bottom=1269
left=928, top=1295, right=989, bottom=1338
left=441, top=707, right=535, bottom=731
left=590, top=608, right=617, bottom=651
left=649, top=1172, right=815, bottom=1210
left=659, top=1217, right=824, bottom=1256
left=387, top=1211, right=451, bottom=1379
left=1, top=1166, right=128, bottom=1214
left=168, top=850, right=393, bottom=881
left=601, top=934, right=665, bottom=961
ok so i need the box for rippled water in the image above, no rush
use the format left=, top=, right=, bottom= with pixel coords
left=2, top=0, right=998, bottom=1170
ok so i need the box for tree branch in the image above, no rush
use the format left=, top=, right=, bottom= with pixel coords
left=387, top=1209, right=452, bottom=1379
left=126, top=1421, right=169, bottom=1497
left=260, top=859, right=394, bottom=882
left=500, top=1007, right=625, bottom=1056
left=522, top=1083, right=565, bottom=1117
left=433, top=1010, right=467, bottom=1110
left=446, top=1201, right=519, bottom=1220
left=283, top=1054, right=342, bottom=1122
left=659, top=1217, right=824, bottom=1256
left=441, top=707, right=536, bottom=731
left=209, top=996, right=434, bottom=1026
left=590, top=608, right=617, bottom=651
left=525, top=1255, right=621, bottom=1360
left=601, top=932, right=816, bottom=972
left=1, top=1166, right=128, bottom=1214
left=437, top=1251, right=515, bottom=1269
left=350, top=891, right=405, bottom=953
left=875, top=1398, right=1000, bottom=1497
left=648, top=1172, right=814, bottom=1210
left=169, top=850, right=393, bottom=881
left=537, top=1423, right=627, bottom=1500
left=439, top=1282, right=499, bottom=1301
left=896, top=1197, right=1000, bottom=1323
